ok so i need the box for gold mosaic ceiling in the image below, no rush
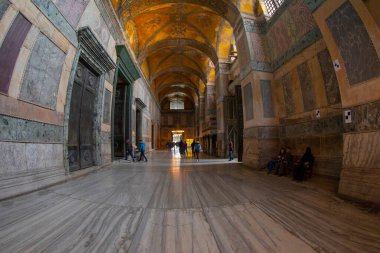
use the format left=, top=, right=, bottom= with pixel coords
left=112, top=0, right=256, bottom=108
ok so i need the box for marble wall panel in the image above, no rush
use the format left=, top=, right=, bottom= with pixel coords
left=26, top=143, right=63, bottom=171
left=0, top=14, right=31, bottom=94
left=326, top=2, right=380, bottom=85
left=53, top=0, right=90, bottom=28
left=0, top=0, right=10, bottom=21
left=251, top=33, right=269, bottom=63
left=344, top=101, right=380, bottom=133
left=317, top=49, right=341, bottom=105
left=343, top=132, right=380, bottom=169
left=20, top=33, right=65, bottom=109
left=282, top=73, right=295, bottom=115
left=0, top=115, right=63, bottom=143
left=0, top=142, right=27, bottom=174
left=297, top=62, right=315, bottom=112
left=287, top=0, right=316, bottom=40
left=102, top=89, right=111, bottom=124
left=243, top=83, right=254, bottom=120
left=260, top=80, right=274, bottom=118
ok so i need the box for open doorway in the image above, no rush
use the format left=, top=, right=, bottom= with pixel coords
left=113, top=72, right=133, bottom=159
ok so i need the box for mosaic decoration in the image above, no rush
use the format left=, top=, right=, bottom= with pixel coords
left=317, top=49, right=341, bottom=105
left=243, top=83, right=254, bottom=120
left=120, top=0, right=228, bottom=22
left=0, top=0, right=10, bottom=21
left=267, top=0, right=316, bottom=62
left=103, top=89, right=111, bottom=124
left=260, top=80, right=274, bottom=118
left=282, top=73, right=295, bottom=115
left=297, top=62, right=315, bottom=112
left=53, top=0, right=90, bottom=28
left=326, top=1, right=380, bottom=85
left=20, top=33, right=65, bottom=109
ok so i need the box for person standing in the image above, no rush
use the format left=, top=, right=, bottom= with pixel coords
left=125, top=139, right=135, bottom=162
left=138, top=139, right=148, bottom=162
left=228, top=139, right=234, bottom=161
left=194, top=140, right=201, bottom=161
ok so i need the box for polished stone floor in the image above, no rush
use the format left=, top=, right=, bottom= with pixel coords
left=0, top=151, right=379, bottom=253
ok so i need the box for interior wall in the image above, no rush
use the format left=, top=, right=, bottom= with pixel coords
left=273, top=40, right=343, bottom=178
left=313, top=0, right=380, bottom=204
left=240, top=0, right=380, bottom=204
left=0, top=0, right=150, bottom=200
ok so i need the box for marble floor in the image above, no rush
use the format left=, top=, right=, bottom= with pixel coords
left=0, top=151, right=379, bottom=253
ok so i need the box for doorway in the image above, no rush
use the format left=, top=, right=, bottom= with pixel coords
left=136, top=109, right=142, bottom=144
left=68, top=61, right=98, bottom=171
left=113, top=74, right=132, bottom=158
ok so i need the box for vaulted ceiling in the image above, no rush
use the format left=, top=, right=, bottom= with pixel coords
left=112, top=0, right=257, bottom=109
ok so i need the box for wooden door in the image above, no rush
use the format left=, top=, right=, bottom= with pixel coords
left=68, top=62, right=98, bottom=171
left=114, top=85, right=125, bottom=157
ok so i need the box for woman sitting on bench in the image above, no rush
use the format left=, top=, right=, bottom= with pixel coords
left=293, top=147, right=314, bottom=181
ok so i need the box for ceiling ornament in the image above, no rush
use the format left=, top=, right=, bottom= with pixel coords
left=170, top=3, right=187, bottom=37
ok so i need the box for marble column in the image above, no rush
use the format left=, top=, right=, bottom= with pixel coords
left=216, top=62, right=231, bottom=157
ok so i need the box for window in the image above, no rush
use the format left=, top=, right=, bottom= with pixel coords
left=264, top=0, right=285, bottom=17
left=170, top=100, right=184, bottom=110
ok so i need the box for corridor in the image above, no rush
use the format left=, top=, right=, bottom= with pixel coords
left=0, top=151, right=379, bottom=253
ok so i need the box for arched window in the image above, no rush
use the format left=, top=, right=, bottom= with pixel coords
left=170, top=99, right=184, bottom=110
left=263, top=0, right=285, bottom=17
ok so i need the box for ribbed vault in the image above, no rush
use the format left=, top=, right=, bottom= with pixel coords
left=112, top=0, right=256, bottom=108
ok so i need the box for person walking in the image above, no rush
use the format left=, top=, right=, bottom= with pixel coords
left=228, top=139, right=234, bottom=161
left=191, top=140, right=195, bottom=157
left=194, top=140, right=201, bottom=161
left=125, top=139, right=135, bottom=162
left=138, top=139, right=148, bottom=162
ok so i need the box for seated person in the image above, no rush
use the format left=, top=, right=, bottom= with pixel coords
left=293, top=147, right=314, bottom=181
left=276, top=146, right=293, bottom=176
left=266, top=147, right=286, bottom=174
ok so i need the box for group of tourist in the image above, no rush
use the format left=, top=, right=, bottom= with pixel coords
left=264, top=146, right=314, bottom=181
left=124, top=139, right=148, bottom=162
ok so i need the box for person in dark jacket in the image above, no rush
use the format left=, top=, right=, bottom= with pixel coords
left=293, top=147, right=314, bottom=181
left=125, top=139, right=135, bottom=162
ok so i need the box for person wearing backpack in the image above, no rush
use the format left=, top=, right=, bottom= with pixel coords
left=138, top=139, right=148, bottom=162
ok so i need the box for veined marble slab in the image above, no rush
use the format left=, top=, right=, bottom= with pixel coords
left=0, top=151, right=379, bottom=252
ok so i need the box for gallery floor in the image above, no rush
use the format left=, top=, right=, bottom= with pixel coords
left=0, top=151, right=379, bottom=253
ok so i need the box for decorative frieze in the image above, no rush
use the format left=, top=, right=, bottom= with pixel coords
left=77, top=27, right=116, bottom=75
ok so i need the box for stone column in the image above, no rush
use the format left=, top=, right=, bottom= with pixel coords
left=203, top=83, right=216, bottom=154
left=215, top=62, right=230, bottom=157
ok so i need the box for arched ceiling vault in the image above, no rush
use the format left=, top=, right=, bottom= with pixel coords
left=113, top=0, right=257, bottom=107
